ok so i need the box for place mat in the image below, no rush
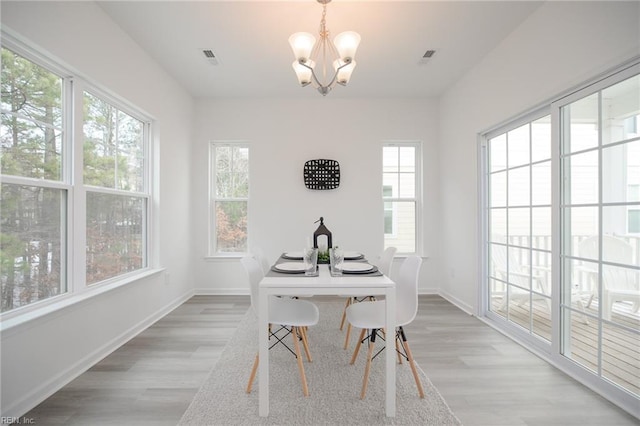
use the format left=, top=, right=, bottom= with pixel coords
left=272, top=262, right=308, bottom=274
left=331, top=265, right=383, bottom=277
left=268, top=258, right=318, bottom=277
left=282, top=252, right=304, bottom=260
left=341, top=262, right=376, bottom=273
left=343, top=251, right=365, bottom=260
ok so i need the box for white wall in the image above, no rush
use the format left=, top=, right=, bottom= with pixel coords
left=192, top=98, right=441, bottom=295
left=1, top=2, right=194, bottom=417
left=438, top=1, right=640, bottom=313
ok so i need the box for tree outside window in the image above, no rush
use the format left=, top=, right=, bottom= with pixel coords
left=1, top=47, right=66, bottom=312
left=83, top=92, right=148, bottom=285
left=211, top=143, right=249, bottom=254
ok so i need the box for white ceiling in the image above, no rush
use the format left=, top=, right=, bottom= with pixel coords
left=97, top=0, right=544, bottom=99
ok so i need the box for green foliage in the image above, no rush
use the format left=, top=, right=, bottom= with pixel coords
left=85, top=192, right=144, bottom=284
left=318, top=250, right=330, bottom=263
left=83, top=92, right=144, bottom=191
left=1, top=48, right=62, bottom=180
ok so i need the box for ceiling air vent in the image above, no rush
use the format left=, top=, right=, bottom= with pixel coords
left=201, top=49, right=219, bottom=65
left=419, top=49, right=436, bottom=65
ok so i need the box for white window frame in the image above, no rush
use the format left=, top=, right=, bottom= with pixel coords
left=208, top=141, right=250, bottom=257
left=382, top=141, right=422, bottom=255
left=0, top=32, right=157, bottom=322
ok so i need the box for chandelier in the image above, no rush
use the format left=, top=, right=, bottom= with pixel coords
left=289, top=0, right=361, bottom=96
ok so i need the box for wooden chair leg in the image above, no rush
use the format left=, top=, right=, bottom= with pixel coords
left=292, top=326, right=310, bottom=396
left=395, top=336, right=403, bottom=364
left=343, top=323, right=352, bottom=349
left=360, top=329, right=377, bottom=399
left=340, top=297, right=352, bottom=330
left=246, top=353, right=259, bottom=393
left=299, top=325, right=313, bottom=362
left=399, top=327, right=425, bottom=399
left=350, top=328, right=367, bottom=364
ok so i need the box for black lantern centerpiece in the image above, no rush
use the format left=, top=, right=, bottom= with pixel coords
left=313, top=217, right=332, bottom=263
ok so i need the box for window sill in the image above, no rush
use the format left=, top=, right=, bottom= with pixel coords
left=204, top=254, right=245, bottom=262
left=0, top=268, right=164, bottom=337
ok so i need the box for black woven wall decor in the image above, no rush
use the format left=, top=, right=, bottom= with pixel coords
left=303, top=159, right=340, bottom=190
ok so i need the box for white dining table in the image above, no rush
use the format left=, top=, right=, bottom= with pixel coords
left=258, top=263, right=397, bottom=417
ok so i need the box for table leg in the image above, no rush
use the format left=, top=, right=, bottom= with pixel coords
left=258, top=289, right=269, bottom=416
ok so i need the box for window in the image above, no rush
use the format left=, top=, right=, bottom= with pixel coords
left=210, top=143, right=249, bottom=255
left=1, top=46, right=67, bottom=312
left=382, top=142, right=420, bottom=254
left=83, top=91, right=148, bottom=284
left=0, top=36, right=152, bottom=314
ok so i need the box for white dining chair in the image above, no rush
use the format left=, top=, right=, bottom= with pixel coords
left=241, top=256, right=320, bottom=396
left=252, top=246, right=272, bottom=275
left=340, top=247, right=397, bottom=350
left=376, top=246, right=398, bottom=278
left=346, top=255, right=425, bottom=399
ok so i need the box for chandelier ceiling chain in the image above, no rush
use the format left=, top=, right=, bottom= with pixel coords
left=289, top=0, right=361, bottom=96
left=319, top=2, right=328, bottom=38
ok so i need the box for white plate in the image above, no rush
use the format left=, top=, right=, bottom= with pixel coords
left=340, top=262, right=374, bottom=272
left=274, top=262, right=308, bottom=272
left=343, top=251, right=363, bottom=259
left=283, top=251, right=304, bottom=259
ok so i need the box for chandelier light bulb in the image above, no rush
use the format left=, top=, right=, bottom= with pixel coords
left=333, top=59, right=356, bottom=85
left=333, top=31, right=361, bottom=63
left=288, top=32, right=316, bottom=63
left=292, top=60, right=315, bottom=86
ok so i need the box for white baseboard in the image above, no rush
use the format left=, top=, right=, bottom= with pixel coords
left=437, top=289, right=474, bottom=315
left=194, top=287, right=249, bottom=296
left=4, top=289, right=194, bottom=419
left=418, top=286, right=439, bottom=295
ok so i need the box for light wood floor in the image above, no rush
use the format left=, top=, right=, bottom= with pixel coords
left=19, top=295, right=639, bottom=425
left=489, top=297, right=640, bottom=397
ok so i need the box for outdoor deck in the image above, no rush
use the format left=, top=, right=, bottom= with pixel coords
left=490, top=298, right=640, bottom=397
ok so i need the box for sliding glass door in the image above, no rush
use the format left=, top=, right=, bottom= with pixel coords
left=486, top=114, right=552, bottom=342
left=558, top=70, right=640, bottom=397
left=483, top=62, right=639, bottom=406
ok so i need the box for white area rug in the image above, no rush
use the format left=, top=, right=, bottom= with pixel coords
left=179, top=298, right=462, bottom=425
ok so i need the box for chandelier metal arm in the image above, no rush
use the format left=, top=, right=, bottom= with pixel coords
left=298, top=57, right=352, bottom=95
left=333, top=58, right=352, bottom=87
